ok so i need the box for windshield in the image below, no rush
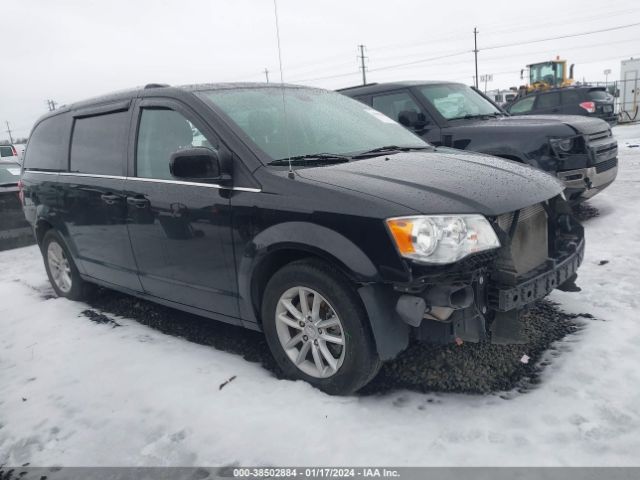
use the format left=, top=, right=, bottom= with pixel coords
left=197, top=87, right=427, bottom=162
left=418, top=84, right=501, bottom=120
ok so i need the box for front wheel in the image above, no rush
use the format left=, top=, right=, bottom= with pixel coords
left=42, top=230, right=90, bottom=300
left=261, top=259, right=381, bottom=395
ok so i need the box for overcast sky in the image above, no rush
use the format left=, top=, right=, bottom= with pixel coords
left=2, top=0, right=639, bottom=140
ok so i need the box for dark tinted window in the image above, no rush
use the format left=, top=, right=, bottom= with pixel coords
left=562, top=90, right=581, bottom=105
left=372, top=92, right=422, bottom=123
left=70, top=111, right=128, bottom=175
left=509, top=96, right=535, bottom=113
left=588, top=89, right=611, bottom=101
left=136, top=108, right=214, bottom=180
left=23, top=114, right=71, bottom=170
left=536, top=92, right=561, bottom=109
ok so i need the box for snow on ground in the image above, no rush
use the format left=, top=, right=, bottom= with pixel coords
left=1, top=123, right=640, bottom=467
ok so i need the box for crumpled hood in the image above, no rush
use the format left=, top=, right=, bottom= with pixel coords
left=474, top=114, right=610, bottom=135
left=296, top=150, right=564, bottom=216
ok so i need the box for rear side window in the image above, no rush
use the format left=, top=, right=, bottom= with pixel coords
left=23, top=114, right=71, bottom=170
left=70, top=111, right=129, bottom=176
left=562, top=90, right=581, bottom=104
left=536, top=92, right=560, bottom=108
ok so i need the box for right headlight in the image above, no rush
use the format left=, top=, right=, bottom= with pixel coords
left=549, top=137, right=574, bottom=153
left=386, top=214, right=501, bottom=265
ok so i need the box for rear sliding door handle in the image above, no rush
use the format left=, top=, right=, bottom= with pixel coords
left=127, top=196, right=150, bottom=208
left=100, top=193, right=120, bottom=205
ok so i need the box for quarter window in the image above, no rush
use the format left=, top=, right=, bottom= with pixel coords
left=372, top=92, right=422, bottom=123
left=509, top=96, right=535, bottom=114
left=536, top=92, right=561, bottom=109
left=70, top=111, right=129, bottom=175
left=136, top=108, right=216, bottom=180
left=23, top=114, right=72, bottom=170
left=562, top=90, right=581, bottom=105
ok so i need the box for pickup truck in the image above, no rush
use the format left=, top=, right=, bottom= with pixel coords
left=339, top=81, right=618, bottom=203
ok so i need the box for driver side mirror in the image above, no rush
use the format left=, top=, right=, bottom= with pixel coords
left=398, top=110, right=428, bottom=131
left=169, top=147, right=231, bottom=184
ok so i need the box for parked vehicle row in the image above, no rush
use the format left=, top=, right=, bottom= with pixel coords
left=20, top=83, right=587, bottom=394
left=0, top=159, right=33, bottom=250
left=340, top=81, right=618, bottom=202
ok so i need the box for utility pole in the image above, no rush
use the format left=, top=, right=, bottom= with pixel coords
left=5, top=121, right=14, bottom=144
left=473, top=27, right=479, bottom=89
left=264, top=68, right=270, bottom=83
left=358, top=44, right=368, bottom=85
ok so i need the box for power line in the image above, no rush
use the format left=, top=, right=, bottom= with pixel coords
left=291, top=21, right=640, bottom=86
left=482, top=21, right=640, bottom=51
left=364, top=5, right=640, bottom=56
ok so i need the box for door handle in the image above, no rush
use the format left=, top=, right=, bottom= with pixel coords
left=101, top=193, right=120, bottom=205
left=127, top=196, right=150, bottom=208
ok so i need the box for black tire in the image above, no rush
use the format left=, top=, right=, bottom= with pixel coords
left=41, top=230, right=91, bottom=301
left=261, top=259, right=381, bottom=395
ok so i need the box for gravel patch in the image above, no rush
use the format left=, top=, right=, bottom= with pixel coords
left=572, top=201, right=600, bottom=222
left=362, top=300, right=588, bottom=395
left=85, top=288, right=588, bottom=396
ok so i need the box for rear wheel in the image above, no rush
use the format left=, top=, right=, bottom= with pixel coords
left=261, top=259, right=381, bottom=395
left=42, top=230, right=90, bottom=300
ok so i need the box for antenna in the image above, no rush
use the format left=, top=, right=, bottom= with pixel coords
left=272, top=0, right=294, bottom=179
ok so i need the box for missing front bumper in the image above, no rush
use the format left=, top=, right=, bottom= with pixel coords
left=488, top=237, right=585, bottom=312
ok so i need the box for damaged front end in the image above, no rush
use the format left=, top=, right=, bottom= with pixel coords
left=393, top=195, right=584, bottom=345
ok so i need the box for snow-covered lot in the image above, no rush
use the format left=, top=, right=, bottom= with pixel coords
left=1, top=124, right=640, bottom=467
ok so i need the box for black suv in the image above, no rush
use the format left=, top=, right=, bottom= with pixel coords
left=21, top=83, right=584, bottom=394
left=506, top=86, right=617, bottom=124
left=339, top=81, right=618, bottom=203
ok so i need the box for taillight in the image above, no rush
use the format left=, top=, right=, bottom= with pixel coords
left=18, top=179, right=24, bottom=204
left=579, top=101, right=596, bottom=113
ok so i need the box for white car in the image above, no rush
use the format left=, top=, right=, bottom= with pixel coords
left=0, top=144, right=20, bottom=162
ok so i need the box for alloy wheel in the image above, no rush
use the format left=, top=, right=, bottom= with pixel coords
left=47, top=241, right=72, bottom=294
left=275, top=286, right=346, bottom=378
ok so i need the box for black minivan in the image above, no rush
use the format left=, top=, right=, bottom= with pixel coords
left=21, top=83, right=584, bottom=394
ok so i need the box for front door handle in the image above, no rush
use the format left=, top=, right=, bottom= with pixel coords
left=101, top=193, right=120, bottom=205
left=127, top=196, right=150, bottom=208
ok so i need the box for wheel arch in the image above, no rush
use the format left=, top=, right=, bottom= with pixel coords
left=237, top=221, right=382, bottom=327
left=35, top=218, right=54, bottom=247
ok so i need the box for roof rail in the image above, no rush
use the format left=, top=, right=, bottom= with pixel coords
left=144, top=83, right=169, bottom=89
left=336, top=83, right=379, bottom=92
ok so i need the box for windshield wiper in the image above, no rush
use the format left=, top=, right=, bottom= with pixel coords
left=0, top=182, right=18, bottom=187
left=449, top=113, right=502, bottom=120
left=268, top=153, right=351, bottom=166
left=351, top=145, right=432, bottom=159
